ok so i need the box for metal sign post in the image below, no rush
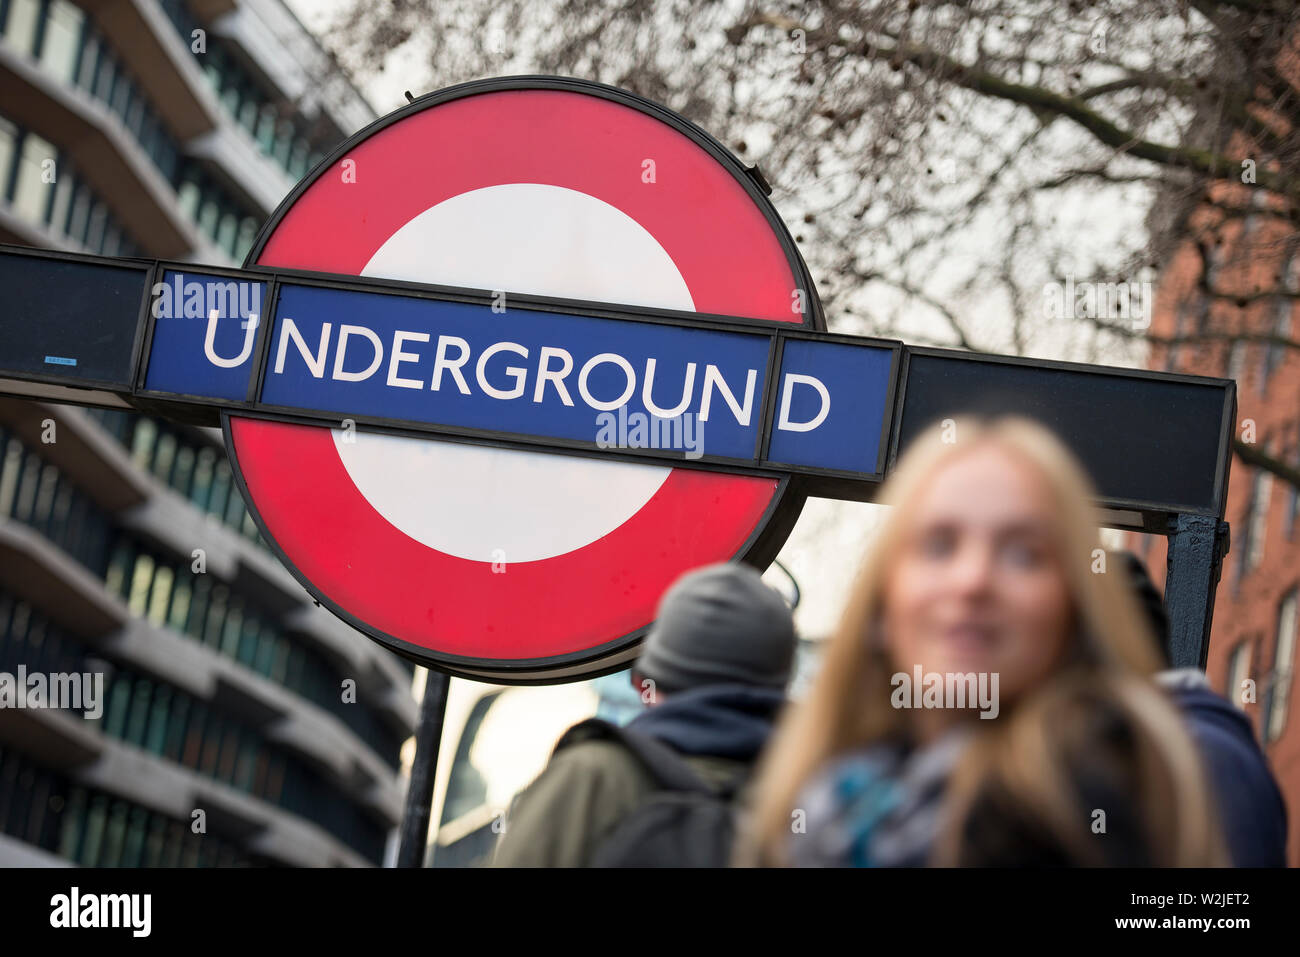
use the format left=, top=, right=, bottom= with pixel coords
left=395, top=671, right=450, bottom=868
left=0, top=77, right=1237, bottom=867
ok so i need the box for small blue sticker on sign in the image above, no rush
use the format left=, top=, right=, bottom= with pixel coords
left=44, top=356, right=77, bottom=366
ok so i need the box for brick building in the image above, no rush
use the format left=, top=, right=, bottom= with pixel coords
left=1139, top=175, right=1300, bottom=866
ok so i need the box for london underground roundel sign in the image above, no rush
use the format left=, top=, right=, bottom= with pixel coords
left=224, top=77, right=821, bottom=682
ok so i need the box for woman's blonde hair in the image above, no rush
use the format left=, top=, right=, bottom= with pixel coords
left=746, top=416, right=1225, bottom=866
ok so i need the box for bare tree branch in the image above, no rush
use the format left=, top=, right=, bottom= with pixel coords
left=1235, top=438, right=1300, bottom=489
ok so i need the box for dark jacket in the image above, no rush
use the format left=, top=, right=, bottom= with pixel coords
left=492, top=683, right=785, bottom=867
left=1158, top=668, right=1289, bottom=867
left=794, top=673, right=1287, bottom=867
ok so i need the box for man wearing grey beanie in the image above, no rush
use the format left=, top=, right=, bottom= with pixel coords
left=493, top=562, right=797, bottom=867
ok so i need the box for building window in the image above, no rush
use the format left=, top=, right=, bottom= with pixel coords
left=236, top=96, right=258, bottom=134
left=11, top=129, right=56, bottom=225
left=176, top=176, right=200, bottom=221
left=93, top=49, right=116, bottom=102
left=1266, top=589, right=1298, bottom=742
left=83, top=199, right=106, bottom=251
left=1165, top=304, right=1192, bottom=372
left=197, top=193, right=220, bottom=240
left=1, top=0, right=42, bottom=55
left=109, top=68, right=131, bottom=118
left=235, top=216, right=258, bottom=262
left=1248, top=466, right=1273, bottom=571
left=216, top=210, right=238, bottom=257
left=47, top=165, right=73, bottom=234
left=1204, top=243, right=1224, bottom=288
left=0, top=116, right=17, bottom=202
left=65, top=179, right=90, bottom=242
left=1261, top=296, right=1292, bottom=393
left=288, top=140, right=309, bottom=179
left=1226, top=639, right=1251, bottom=710
left=124, top=93, right=146, bottom=138
left=1191, top=299, right=1211, bottom=366
left=255, top=107, right=277, bottom=152
left=36, top=0, right=84, bottom=84
left=1242, top=188, right=1271, bottom=236
left=74, top=29, right=100, bottom=90
left=101, top=222, right=122, bottom=256
left=1225, top=338, right=1247, bottom=383
left=1237, top=460, right=1273, bottom=588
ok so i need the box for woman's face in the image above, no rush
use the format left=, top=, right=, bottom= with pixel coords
left=881, top=443, right=1075, bottom=710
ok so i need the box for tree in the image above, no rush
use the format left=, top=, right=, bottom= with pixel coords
left=322, top=0, right=1300, bottom=488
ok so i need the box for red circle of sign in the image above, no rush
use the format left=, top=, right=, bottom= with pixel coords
left=227, top=85, right=806, bottom=670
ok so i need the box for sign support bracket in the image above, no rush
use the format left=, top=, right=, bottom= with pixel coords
left=1165, top=514, right=1231, bottom=670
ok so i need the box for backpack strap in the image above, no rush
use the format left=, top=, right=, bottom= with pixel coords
left=555, top=717, right=727, bottom=796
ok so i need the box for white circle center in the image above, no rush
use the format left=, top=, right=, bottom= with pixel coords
left=333, top=184, right=693, bottom=563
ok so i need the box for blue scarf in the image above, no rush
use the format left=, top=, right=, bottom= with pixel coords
left=789, top=728, right=972, bottom=867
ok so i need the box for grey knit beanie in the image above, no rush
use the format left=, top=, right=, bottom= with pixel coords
left=635, top=562, right=797, bottom=692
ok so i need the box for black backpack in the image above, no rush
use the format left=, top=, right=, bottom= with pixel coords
left=553, top=718, right=746, bottom=868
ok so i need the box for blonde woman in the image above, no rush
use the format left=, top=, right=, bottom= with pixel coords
left=745, top=416, right=1226, bottom=867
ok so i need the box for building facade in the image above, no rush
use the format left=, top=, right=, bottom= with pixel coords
left=0, top=0, right=418, bottom=867
left=1139, top=185, right=1300, bottom=864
